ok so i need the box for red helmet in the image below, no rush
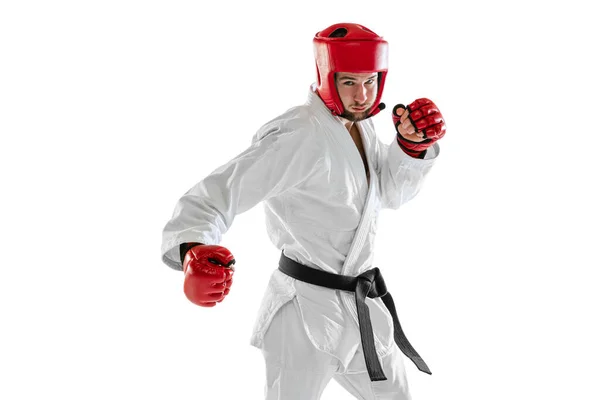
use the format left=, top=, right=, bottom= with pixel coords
left=313, top=23, right=389, bottom=118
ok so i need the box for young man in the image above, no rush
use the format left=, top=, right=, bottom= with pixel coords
left=161, top=22, right=446, bottom=399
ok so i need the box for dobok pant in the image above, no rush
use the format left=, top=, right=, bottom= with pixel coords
left=260, top=297, right=412, bottom=400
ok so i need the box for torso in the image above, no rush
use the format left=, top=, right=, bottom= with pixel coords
left=349, top=124, right=370, bottom=186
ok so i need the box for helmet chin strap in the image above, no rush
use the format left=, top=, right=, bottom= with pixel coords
left=364, top=102, right=386, bottom=120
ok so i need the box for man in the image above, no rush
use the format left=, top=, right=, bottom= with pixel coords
left=161, top=22, right=446, bottom=399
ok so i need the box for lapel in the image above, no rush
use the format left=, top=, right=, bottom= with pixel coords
left=306, top=85, right=371, bottom=198
left=332, top=118, right=371, bottom=194
left=341, top=120, right=377, bottom=276
left=306, top=86, right=377, bottom=275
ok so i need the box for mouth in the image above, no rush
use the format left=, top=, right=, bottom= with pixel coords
left=352, top=105, right=368, bottom=112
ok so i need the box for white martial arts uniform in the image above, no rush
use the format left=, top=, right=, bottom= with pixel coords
left=161, top=83, right=439, bottom=399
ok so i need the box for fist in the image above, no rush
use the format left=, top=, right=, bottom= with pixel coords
left=183, top=245, right=235, bottom=307
left=393, top=98, right=446, bottom=158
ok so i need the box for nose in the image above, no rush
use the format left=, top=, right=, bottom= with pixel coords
left=354, top=84, right=368, bottom=103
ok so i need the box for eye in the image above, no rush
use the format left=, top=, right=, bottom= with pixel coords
left=343, top=81, right=354, bottom=86
left=366, top=79, right=375, bottom=85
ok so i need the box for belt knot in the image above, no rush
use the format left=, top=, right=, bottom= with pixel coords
left=357, top=267, right=387, bottom=299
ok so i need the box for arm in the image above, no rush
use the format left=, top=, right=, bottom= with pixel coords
left=374, top=98, right=446, bottom=209
left=161, top=121, right=320, bottom=271
left=374, top=136, right=439, bottom=210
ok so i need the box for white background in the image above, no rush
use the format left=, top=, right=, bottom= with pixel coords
left=1, top=0, right=599, bottom=399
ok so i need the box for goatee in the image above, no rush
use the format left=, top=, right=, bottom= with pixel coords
left=339, top=108, right=369, bottom=122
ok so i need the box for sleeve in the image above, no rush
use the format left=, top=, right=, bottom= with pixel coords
left=161, top=122, right=320, bottom=271
left=374, top=135, right=440, bottom=210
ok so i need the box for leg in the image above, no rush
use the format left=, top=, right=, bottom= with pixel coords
left=333, top=345, right=412, bottom=400
left=261, top=297, right=338, bottom=400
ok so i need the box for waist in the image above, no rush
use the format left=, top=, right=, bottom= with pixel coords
left=278, top=251, right=388, bottom=298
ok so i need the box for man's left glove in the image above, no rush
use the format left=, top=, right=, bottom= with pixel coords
left=392, top=98, right=446, bottom=158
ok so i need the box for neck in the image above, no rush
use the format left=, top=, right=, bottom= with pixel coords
left=338, top=116, right=354, bottom=133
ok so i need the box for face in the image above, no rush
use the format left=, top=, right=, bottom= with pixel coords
left=335, top=72, right=378, bottom=122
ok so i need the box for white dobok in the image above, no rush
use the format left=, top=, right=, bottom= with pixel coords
left=161, top=83, right=439, bottom=398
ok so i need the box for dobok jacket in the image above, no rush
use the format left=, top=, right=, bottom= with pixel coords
left=161, top=83, right=439, bottom=371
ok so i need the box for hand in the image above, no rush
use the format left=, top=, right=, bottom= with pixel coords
left=392, top=104, right=427, bottom=142
left=392, top=98, right=446, bottom=158
left=183, top=245, right=235, bottom=307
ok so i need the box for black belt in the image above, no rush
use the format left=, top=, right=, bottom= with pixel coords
left=278, top=252, right=431, bottom=382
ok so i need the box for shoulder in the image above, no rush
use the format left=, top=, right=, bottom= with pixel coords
left=252, top=105, right=319, bottom=146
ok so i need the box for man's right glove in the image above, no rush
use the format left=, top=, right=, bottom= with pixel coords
left=182, top=244, right=235, bottom=307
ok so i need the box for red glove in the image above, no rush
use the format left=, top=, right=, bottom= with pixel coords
left=393, top=98, right=446, bottom=158
left=182, top=244, right=235, bottom=307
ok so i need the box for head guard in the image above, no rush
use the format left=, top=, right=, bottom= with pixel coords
left=313, top=23, right=389, bottom=118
